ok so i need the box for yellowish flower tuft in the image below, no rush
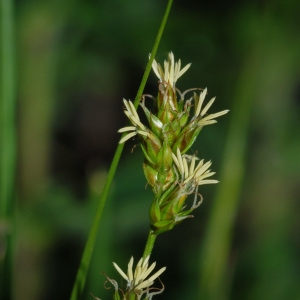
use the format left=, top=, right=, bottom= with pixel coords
left=151, top=52, right=191, bottom=87
left=113, top=256, right=166, bottom=297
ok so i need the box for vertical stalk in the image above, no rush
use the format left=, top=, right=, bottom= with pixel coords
left=0, top=0, right=16, bottom=298
left=198, top=49, right=261, bottom=300
left=143, top=231, right=157, bottom=259
left=70, top=1, right=173, bottom=299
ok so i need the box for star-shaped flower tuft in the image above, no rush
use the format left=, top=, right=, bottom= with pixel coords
left=193, top=88, right=229, bottom=126
left=113, top=256, right=166, bottom=296
left=118, top=99, right=149, bottom=144
left=151, top=52, right=191, bottom=87
left=172, top=148, right=219, bottom=186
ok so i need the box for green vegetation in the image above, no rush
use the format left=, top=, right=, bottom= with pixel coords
left=1, top=0, right=300, bottom=299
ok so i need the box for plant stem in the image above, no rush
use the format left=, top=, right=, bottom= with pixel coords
left=0, top=0, right=16, bottom=298
left=198, top=46, right=261, bottom=300
left=133, top=0, right=174, bottom=108
left=0, top=0, right=16, bottom=218
left=143, top=231, right=157, bottom=258
left=70, top=1, right=173, bottom=299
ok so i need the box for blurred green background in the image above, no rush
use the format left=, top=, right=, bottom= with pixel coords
left=1, top=0, right=300, bottom=299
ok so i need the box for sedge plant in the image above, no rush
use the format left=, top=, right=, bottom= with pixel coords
left=96, top=52, right=228, bottom=299
left=70, top=1, right=228, bottom=299
left=70, top=1, right=174, bottom=299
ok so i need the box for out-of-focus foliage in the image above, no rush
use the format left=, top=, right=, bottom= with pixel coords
left=4, top=0, right=300, bottom=299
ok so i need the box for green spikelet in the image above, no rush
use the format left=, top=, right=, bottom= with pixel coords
left=118, top=52, right=228, bottom=235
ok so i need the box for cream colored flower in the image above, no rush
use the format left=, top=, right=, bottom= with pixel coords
left=118, top=99, right=149, bottom=143
left=151, top=52, right=191, bottom=87
left=172, top=148, right=219, bottom=186
left=113, top=256, right=166, bottom=294
left=194, top=89, right=229, bottom=126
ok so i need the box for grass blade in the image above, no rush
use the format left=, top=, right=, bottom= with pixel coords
left=0, top=0, right=16, bottom=298
left=198, top=48, right=261, bottom=300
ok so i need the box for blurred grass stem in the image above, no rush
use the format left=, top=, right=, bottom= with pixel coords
left=198, top=47, right=261, bottom=299
left=0, top=0, right=16, bottom=298
left=70, top=1, right=174, bottom=299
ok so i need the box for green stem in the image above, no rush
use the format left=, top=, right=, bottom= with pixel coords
left=0, top=0, right=16, bottom=217
left=0, top=0, right=16, bottom=298
left=70, top=1, right=173, bottom=299
left=198, top=47, right=260, bottom=300
left=143, top=230, right=157, bottom=258
left=133, top=0, right=173, bottom=108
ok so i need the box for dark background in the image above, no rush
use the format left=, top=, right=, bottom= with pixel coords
left=11, top=0, right=300, bottom=299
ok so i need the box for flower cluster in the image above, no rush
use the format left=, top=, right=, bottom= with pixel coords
left=119, top=52, right=228, bottom=234
left=107, top=256, right=166, bottom=300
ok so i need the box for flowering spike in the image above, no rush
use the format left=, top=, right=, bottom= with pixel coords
left=117, top=52, right=228, bottom=236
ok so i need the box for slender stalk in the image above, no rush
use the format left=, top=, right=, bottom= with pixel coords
left=70, top=1, right=173, bottom=299
left=133, top=0, right=173, bottom=108
left=198, top=48, right=261, bottom=300
left=0, top=0, right=16, bottom=218
left=0, top=0, right=16, bottom=298
left=143, top=231, right=157, bottom=258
